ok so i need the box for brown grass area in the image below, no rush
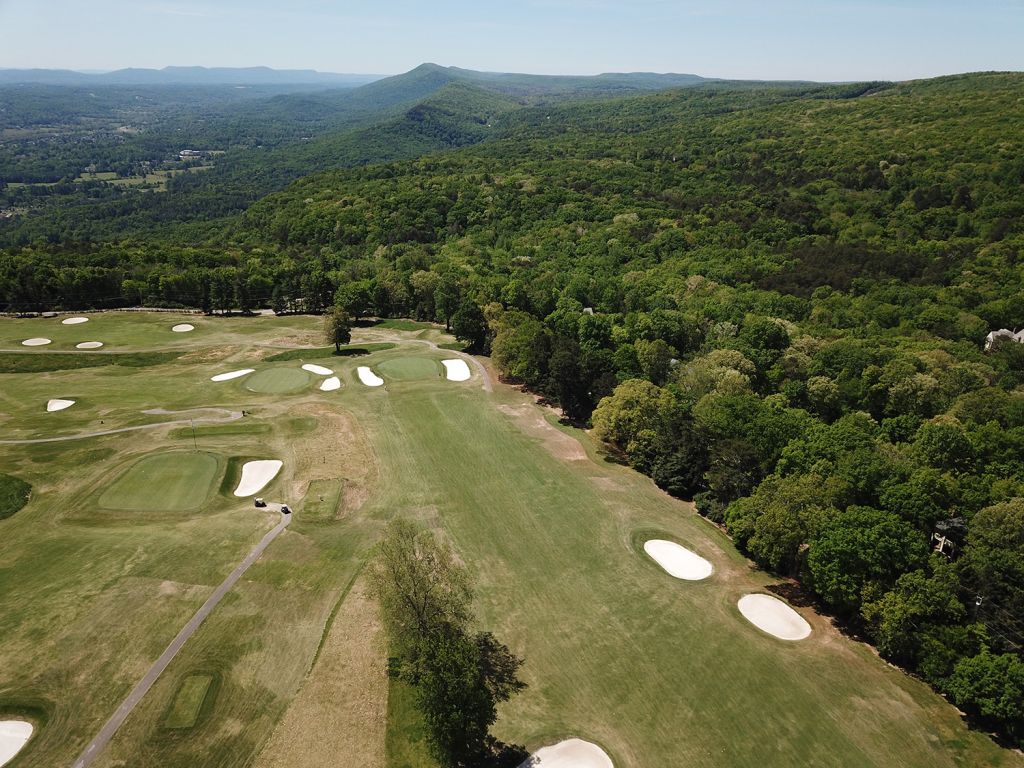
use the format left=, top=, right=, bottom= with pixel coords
left=252, top=581, right=387, bottom=768
left=286, top=402, right=377, bottom=518
left=496, top=403, right=587, bottom=462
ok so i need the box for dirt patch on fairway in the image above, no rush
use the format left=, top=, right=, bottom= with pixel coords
left=497, top=403, right=587, bottom=462
left=254, top=582, right=387, bottom=768
left=286, top=403, right=376, bottom=517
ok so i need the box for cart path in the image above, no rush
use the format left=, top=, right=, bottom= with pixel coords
left=0, top=408, right=242, bottom=445
left=70, top=507, right=291, bottom=768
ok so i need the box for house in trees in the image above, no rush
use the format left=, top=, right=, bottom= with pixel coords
left=983, top=328, right=1024, bottom=351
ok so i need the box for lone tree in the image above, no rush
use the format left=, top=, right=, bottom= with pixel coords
left=369, top=519, right=526, bottom=767
left=324, top=307, right=352, bottom=353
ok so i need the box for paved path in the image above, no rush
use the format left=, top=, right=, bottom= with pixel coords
left=70, top=508, right=291, bottom=768
left=0, top=408, right=242, bottom=445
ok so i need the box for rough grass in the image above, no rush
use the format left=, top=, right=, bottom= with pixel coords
left=164, top=674, right=214, bottom=729
left=0, top=351, right=181, bottom=373
left=98, top=452, right=222, bottom=512
left=0, top=473, right=31, bottom=520
left=243, top=367, right=311, bottom=394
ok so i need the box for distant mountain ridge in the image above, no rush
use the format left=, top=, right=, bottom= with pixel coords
left=0, top=66, right=383, bottom=86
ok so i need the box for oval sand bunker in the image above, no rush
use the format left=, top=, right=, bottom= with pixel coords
left=21, top=338, right=51, bottom=347
left=357, top=366, right=384, bottom=387
left=172, top=323, right=195, bottom=333
left=520, top=739, right=613, bottom=768
left=442, top=358, right=471, bottom=381
left=62, top=316, right=89, bottom=325
left=644, top=539, right=713, bottom=581
left=211, top=369, right=254, bottom=382
left=302, top=363, right=333, bottom=376
left=320, top=376, right=341, bottom=391
left=0, top=720, right=33, bottom=767
left=738, top=594, right=811, bottom=641
left=234, top=460, right=283, bottom=497
left=46, top=399, right=75, bottom=412
left=76, top=341, right=104, bottom=349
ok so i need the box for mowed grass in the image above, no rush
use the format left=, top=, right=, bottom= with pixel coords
left=244, top=367, right=311, bottom=394
left=164, top=675, right=214, bottom=729
left=98, top=452, right=222, bottom=512
left=376, top=357, right=442, bottom=381
left=353, top=365, right=1019, bottom=768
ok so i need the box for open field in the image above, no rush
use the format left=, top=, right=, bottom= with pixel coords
left=0, top=311, right=1020, bottom=768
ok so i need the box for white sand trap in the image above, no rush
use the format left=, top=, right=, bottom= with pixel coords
left=0, top=720, right=33, bottom=767
left=738, top=594, right=811, bottom=641
left=172, top=323, right=195, bottom=333
left=442, top=358, right=472, bottom=381
left=210, top=368, right=254, bottom=382
left=62, top=316, right=89, bottom=325
left=357, top=366, right=384, bottom=387
left=520, top=739, right=613, bottom=768
left=234, top=459, right=283, bottom=497
left=644, top=539, right=713, bottom=581
left=76, top=341, right=104, bottom=349
left=302, top=363, right=334, bottom=375
left=46, top=399, right=76, bottom=412
left=320, top=376, right=341, bottom=391
left=21, top=338, right=51, bottom=346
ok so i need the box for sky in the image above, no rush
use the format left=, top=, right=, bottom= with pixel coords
left=0, top=0, right=1022, bottom=81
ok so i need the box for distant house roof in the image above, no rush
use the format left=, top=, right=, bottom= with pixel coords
left=984, top=328, right=1021, bottom=351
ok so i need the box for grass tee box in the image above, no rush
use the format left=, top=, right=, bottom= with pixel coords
left=244, top=368, right=311, bottom=394
left=376, top=357, right=442, bottom=381
left=98, top=452, right=222, bottom=512
left=164, top=675, right=215, bottom=730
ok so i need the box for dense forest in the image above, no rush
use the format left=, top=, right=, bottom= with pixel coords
left=2, top=69, right=1023, bottom=744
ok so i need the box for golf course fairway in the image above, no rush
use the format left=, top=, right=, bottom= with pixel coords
left=0, top=313, right=1017, bottom=768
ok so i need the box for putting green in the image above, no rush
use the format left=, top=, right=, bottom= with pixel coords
left=376, top=357, right=442, bottom=381
left=244, top=368, right=311, bottom=394
left=99, top=452, right=221, bottom=512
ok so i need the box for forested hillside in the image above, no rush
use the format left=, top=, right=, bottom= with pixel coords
left=2, top=71, right=1023, bottom=744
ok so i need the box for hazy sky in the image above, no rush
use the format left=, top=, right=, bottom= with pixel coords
left=0, top=0, right=1021, bottom=80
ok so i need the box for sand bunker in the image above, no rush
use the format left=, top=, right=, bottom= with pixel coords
left=442, top=358, right=472, bottom=381
left=320, top=376, right=341, bottom=391
left=76, top=341, right=104, bottom=349
left=520, top=739, right=613, bottom=768
left=302, top=363, right=333, bottom=375
left=172, top=323, right=195, bottom=333
left=62, top=316, right=89, bottom=325
left=357, top=366, right=384, bottom=387
left=210, top=369, right=254, bottom=382
left=234, top=459, right=283, bottom=497
left=0, top=721, right=32, bottom=765
left=738, top=594, right=811, bottom=641
left=21, top=338, right=51, bottom=346
left=46, top=399, right=75, bottom=412
left=0, top=720, right=33, bottom=767
left=644, top=539, right=713, bottom=581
